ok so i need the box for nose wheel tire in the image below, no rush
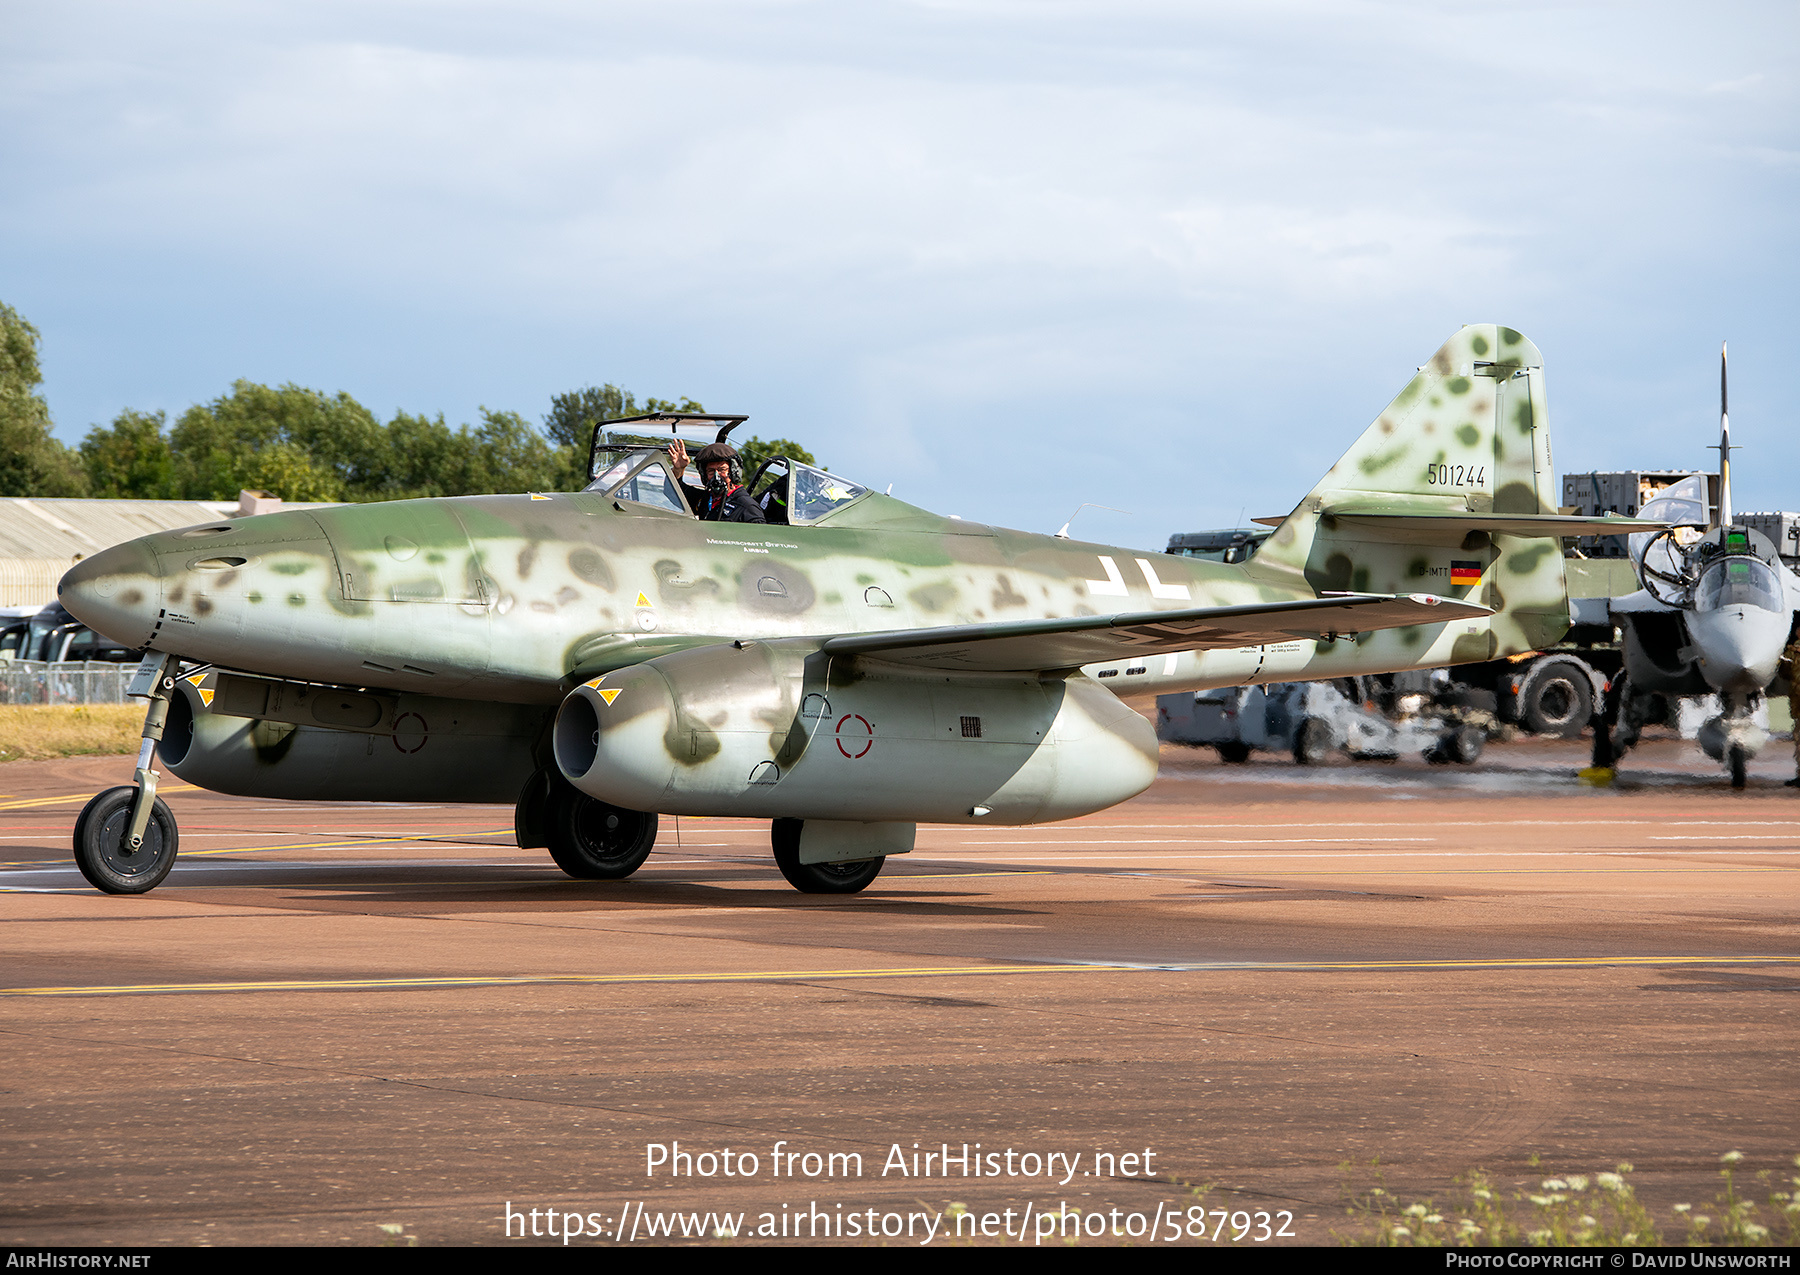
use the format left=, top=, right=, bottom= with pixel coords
left=546, top=790, right=657, bottom=879
left=73, top=786, right=179, bottom=895
left=1729, top=746, right=1748, bottom=790
left=771, top=819, right=885, bottom=894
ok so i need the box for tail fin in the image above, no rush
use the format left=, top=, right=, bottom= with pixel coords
left=1247, top=325, right=1639, bottom=660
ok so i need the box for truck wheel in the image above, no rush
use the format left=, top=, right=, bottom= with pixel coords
left=1293, top=717, right=1333, bottom=766
left=1216, top=741, right=1252, bottom=764
left=1518, top=660, right=1594, bottom=738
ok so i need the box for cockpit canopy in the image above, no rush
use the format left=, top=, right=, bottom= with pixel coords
left=1695, top=555, right=1783, bottom=613
left=743, top=455, right=867, bottom=525
left=583, top=412, right=869, bottom=526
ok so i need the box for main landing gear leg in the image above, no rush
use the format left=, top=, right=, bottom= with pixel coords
left=74, top=654, right=181, bottom=894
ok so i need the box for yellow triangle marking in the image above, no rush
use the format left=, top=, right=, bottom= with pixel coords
left=185, top=672, right=207, bottom=687
left=635, top=592, right=651, bottom=608
left=583, top=676, right=605, bottom=689
left=197, top=688, right=215, bottom=707
left=529, top=492, right=551, bottom=501
left=598, top=688, right=621, bottom=706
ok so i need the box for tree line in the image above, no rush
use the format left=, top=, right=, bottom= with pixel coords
left=0, top=302, right=812, bottom=503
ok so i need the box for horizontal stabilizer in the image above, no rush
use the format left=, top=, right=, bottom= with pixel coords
left=1323, top=510, right=1666, bottom=540
left=823, top=592, right=1491, bottom=673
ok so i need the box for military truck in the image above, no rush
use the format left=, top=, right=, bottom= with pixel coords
left=1161, top=527, right=1641, bottom=742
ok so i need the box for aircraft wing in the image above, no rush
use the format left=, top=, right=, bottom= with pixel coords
left=820, top=592, right=1491, bottom=673
left=1606, top=588, right=1676, bottom=614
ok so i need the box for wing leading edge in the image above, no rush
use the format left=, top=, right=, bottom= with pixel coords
left=820, top=592, right=1492, bottom=673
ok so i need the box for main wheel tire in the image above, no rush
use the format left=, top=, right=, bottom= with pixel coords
left=1293, top=717, right=1333, bottom=766
left=1216, top=741, right=1252, bottom=764
left=1518, top=661, right=1594, bottom=738
left=73, top=786, right=179, bottom=895
left=1729, top=746, right=1748, bottom=789
left=546, top=790, right=657, bottom=879
left=771, top=818, right=885, bottom=894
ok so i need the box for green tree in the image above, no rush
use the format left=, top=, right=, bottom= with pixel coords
left=168, top=380, right=380, bottom=501
left=63, top=366, right=744, bottom=504
left=81, top=409, right=177, bottom=498
left=737, top=436, right=818, bottom=474
left=641, top=395, right=706, bottom=417
left=545, top=384, right=637, bottom=451
left=545, top=385, right=705, bottom=487
left=0, top=303, right=87, bottom=497
left=447, top=409, right=567, bottom=496
left=372, top=410, right=462, bottom=500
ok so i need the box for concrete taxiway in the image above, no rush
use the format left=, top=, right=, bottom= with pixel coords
left=1, top=735, right=1796, bottom=1246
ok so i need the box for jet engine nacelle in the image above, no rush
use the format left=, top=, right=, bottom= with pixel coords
left=159, top=676, right=545, bottom=803
left=553, top=642, right=1160, bottom=825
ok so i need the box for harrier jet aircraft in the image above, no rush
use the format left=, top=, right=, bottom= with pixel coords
left=60, top=325, right=1649, bottom=896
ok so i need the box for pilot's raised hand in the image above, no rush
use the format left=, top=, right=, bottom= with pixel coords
left=666, top=439, right=689, bottom=479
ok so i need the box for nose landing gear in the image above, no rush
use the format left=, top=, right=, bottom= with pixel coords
left=73, top=653, right=181, bottom=894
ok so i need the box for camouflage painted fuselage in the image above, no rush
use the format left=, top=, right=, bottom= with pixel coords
left=61, top=325, right=1578, bottom=811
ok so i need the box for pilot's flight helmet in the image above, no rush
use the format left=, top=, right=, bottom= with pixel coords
left=693, top=442, right=743, bottom=489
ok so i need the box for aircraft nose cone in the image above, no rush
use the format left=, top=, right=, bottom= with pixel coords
left=1691, top=607, right=1783, bottom=695
left=59, top=538, right=162, bottom=649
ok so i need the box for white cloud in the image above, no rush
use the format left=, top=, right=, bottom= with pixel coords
left=3, top=0, right=1795, bottom=535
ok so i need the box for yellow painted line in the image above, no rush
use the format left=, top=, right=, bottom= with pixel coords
left=0, top=784, right=198, bottom=813
left=0, top=830, right=517, bottom=870
left=4, top=955, right=1796, bottom=998
left=177, top=831, right=517, bottom=860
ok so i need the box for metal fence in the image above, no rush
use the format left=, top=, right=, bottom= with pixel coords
left=0, top=661, right=137, bottom=706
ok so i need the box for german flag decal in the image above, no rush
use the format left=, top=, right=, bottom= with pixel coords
left=1450, top=561, right=1483, bottom=585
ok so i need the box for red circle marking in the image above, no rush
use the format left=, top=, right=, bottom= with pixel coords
left=835, top=713, right=874, bottom=759
left=392, top=711, right=429, bottom=754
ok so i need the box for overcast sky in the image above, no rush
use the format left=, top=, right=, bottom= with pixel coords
left=4, top=0, right=1794, bottom=546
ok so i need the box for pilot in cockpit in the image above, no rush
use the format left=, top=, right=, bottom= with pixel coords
left=666, top=440, right=766, bottom=524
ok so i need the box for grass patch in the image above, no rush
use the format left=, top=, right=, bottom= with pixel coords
left=1340, top=1152, right=1798, bottom=1246
left=0, top=704, right=144, bottom=762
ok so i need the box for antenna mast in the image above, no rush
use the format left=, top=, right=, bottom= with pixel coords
left=1715, top=342, right=1733, bottom=529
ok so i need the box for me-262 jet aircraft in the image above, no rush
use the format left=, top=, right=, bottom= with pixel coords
left=60, top=325, right=1651, bottom=896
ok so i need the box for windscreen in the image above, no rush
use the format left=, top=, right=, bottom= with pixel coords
left=1695, top=557, right=1782, bottom=613
left=589, top=453, right=689, bottom=513
left=790, top=464, right=867, bottom=523
left=611, top=459, right=688, bottom=513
